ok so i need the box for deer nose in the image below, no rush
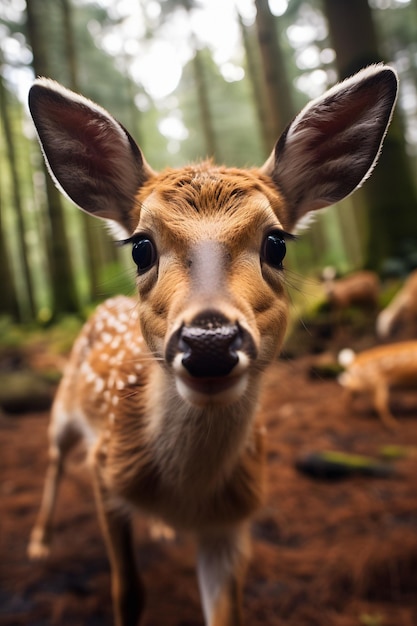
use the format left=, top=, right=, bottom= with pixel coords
left=167, top=311, right=256, bottom=378
left=181, top=313, right=239, bottom=378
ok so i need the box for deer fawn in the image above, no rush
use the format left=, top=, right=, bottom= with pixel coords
left=322, top=268, right=380, bottom=313
left=377, top=269, right=417, bottom=339
left=27, top=65, right=397, bottom=626
left=339, top=341, right=417, bottom=430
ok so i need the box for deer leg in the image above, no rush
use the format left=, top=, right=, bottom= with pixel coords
left=196, top=525, right=250, bottom=626
left=28, top=422, right=80, bottom=560
left=92, top=461, right=145, bottom=626
left=373, top=382, right=398, bottom=430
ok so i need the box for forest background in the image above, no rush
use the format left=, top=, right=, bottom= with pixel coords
left=1, top=0, right=417, bottom=324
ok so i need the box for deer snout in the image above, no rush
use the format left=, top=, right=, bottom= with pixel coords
left=181, top=313, right=240, bottom=377
left=166, top=310, right=257, bottom=406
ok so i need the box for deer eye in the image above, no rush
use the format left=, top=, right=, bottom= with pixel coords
left=132, top=238, right=157, bottom=273
left=262, top=232, right=286, bottom=269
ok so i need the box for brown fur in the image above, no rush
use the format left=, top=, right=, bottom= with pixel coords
left=339, top=341, right=417, bottom=429
left=26, top=67, right=397, bottom=626
left=323, top=270, right=380, bottom=311
left=377, top=270, right=417, bottom=339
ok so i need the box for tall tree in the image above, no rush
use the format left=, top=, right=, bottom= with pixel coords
left=254, top=0, right=295, bottom=148
left=0, top=65, right=36, bottom=319
left=0, top=162, right=20, bottom=321
left=25, top=0, right=80, bottom=314
left=60, top=0, right=105, bottom=303
left=323, top=0, right=417, bottom=272
left=236, top=10, right=271, bottom=158
left=178, top=47, right=264, bottom=167
left=191, top=43, right=219, bottom=160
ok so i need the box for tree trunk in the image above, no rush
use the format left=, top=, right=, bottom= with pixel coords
left=61, top=0, right=105, bottom=303
left=0, top=175, right=21, bottom=321
left=323, top=0, right=417, bottom=273
left=0, top=69, right=36, bottom=319
left=254, top=0, right=295, bottom=147
left=191, top=46, right=220, bottom=161
left=26, top=0, right=80, bottom=314
left=237, top=11, right=271, bottom=158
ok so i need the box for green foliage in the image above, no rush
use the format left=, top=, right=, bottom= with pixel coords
left=98, top=261, right=136, bottom=299
left=359, top=613, right=384, bottom=626
left=38, top=315, right=84, bottom=354
left=379, top=444, right=414, bottom=460
left=0, top=316, right=29, bottom=348
left=0, top=312, right=83, bottom=353
left=296, top=450, right=395, bottom=479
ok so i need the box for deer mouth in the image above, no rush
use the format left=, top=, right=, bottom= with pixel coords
left=181, top=373, right=244, bottom=393
left=175, top=370, right=249, bottom=407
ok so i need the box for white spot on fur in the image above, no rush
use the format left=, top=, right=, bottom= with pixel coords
left=94, top=377, right=105, bottom=393
left=86, top=370, right=95, bottom=384
left=102, top=332, right=112, bottom=344
left=110, top=336, right=121, bottom=350
left=108, top=370, right=117, bottom=389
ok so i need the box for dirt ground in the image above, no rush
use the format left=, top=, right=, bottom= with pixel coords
left=1, top=329, right=417, bottom=626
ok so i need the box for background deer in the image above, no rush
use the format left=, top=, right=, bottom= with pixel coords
left=377, top=269, right=417, bottom=339
left=338, top=341, right=417, bottom=429
left=27, top=65, right=397, bottom=626
left=322, top=268, right=380, bottom=313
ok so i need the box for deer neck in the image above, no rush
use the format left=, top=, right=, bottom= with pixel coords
left=144, top=364, right=261, bottom=493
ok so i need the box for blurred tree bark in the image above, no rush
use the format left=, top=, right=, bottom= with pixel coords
left=61, top=0, right=106, bottom=303
left=0, top=68, right=36, bottom=319
left=0, top=176, right=20, bottom=321
left=26, top=0, right=80, bottom=314
left=191, top=43, right=219, bottom=161
left=323, top=0, right=417, bottom=273
left=254, top=0, right=295, bottom=148
left=237, top=10, right=271, bottom=158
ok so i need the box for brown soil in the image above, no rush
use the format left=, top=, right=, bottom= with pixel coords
left=1, top=350, right=417, bottom=626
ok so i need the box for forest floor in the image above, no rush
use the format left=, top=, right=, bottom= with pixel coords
left=1, top=320, right=417, bottom=626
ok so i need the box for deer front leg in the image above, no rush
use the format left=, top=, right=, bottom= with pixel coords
left=373, top=381, right=398, bottom=430
left=28, top=422, right=81, bottom=560
left=92, top=460, right=145, bottom=626
left=27, top=443, right=64, bottom=559
left=197, top=525, right=250, bottom=626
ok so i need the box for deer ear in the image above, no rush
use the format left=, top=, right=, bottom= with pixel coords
left=28, top=78, right=155, bottom=234
left=261, top=65, right=398, bottom=230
